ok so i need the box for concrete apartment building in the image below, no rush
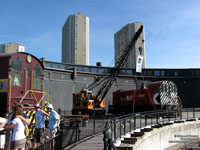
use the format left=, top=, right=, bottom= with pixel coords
left=0, top=43, right=25, bottom=53
left=114, top=22, right=146, bottom=69
left=62, top=13, right=89, bottom=65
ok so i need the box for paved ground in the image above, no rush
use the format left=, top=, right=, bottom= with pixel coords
left=64, top=133, right=104, bottom=150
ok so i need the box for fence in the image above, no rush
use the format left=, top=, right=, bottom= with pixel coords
left=103, top=108, right=200, bottom=150
left=34, top=130, right=63, bottom=150
left=61, top=116, right=113, bottom=148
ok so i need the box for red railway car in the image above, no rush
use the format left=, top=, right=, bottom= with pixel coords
left=0, top=52, right=44, bottom=117
left=108, top=81, right=181, bottom=114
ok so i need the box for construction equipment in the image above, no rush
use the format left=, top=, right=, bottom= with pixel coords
left=72, top=25, right=144, bottom=116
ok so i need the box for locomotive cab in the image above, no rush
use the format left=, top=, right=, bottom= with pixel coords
left=0, top=52, right=44, bottom=116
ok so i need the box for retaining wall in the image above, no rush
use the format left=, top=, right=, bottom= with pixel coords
left=132, top=120, right=200, bottom=150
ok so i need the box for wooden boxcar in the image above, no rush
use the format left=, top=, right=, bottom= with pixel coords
left=0, top=52, right=44, bottom=117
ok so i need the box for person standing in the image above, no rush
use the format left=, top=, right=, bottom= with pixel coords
left=5, top=103, right=30, bottom=150
left=4, top=106, right=27, bottom=150
left=43, top=104, right=60, bottom=140
left=33, top=104, right=49, bottom=148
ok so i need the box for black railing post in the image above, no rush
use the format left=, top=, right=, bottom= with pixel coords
left=114, top=119, right=116, bottom=140
left=124, top=119, right=126, bottom=135
left=156, top=113, right=158, bottom=124
left=140, top=114, right=141, bottom=128
left=145, top=115, right=147, bottom=126
left=163, top=113, right=164, bottom=124
left=187, top=108, right=189, bottom=119
left=180, top=108, right=182, bottom=120
left=175, top=110, right=177, bottom=121
left=134, top=115, right=136, bottom=130
left=193, top=108, right=195, bottom=118
left=93, top=118, right=96, bottom=134
left=120, top=120, right=122, bottom=138
left=129, top=118, right=132, bottom=132
left=75, top=120, right=78, bottom=141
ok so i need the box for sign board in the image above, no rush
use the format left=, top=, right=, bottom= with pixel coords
left=136, top=56, right=143, bottom=73
left=0, top=79, right=8, bottom=92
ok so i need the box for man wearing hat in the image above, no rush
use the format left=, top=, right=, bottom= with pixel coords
left=42, top=104, right=60, bottom=140
left=33, top=103, right=49, bottom=148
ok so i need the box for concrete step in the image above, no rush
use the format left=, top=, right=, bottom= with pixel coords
left=121, top=137, right=137, bottom=144
left=141, top=127, right=153, bottom=132
left=116, top=146, right=133, bottom=150
left=131, top=131, right=144, bottom=137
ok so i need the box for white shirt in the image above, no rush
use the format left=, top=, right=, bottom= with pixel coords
left=0, top=117, right=6, bottom=129
left=11, top=118, right=25, bottom=141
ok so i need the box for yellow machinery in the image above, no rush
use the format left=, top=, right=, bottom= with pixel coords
left=72, top=89, right=105, bottom=115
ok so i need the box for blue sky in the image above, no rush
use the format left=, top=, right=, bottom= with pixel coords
left=0, top=0, right=200, bottom=68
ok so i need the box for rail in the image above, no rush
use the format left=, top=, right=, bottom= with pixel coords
left=34, top=131, right=63, bottom=150
left=103, top=108, right=200, bottom=150
left=34, top=115, right=113, bottom=149
left=61, top=116, right=113, bottom=148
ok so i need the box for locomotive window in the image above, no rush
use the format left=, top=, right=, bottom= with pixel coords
left=11, top=72, right=22, bottom=86
left=33, top=78, right=42, bottom=89
left=151, top=87, right=159, bottom=93
left=34, top=65, right=42, bottom=77
left=11, top=58, right=22, bottom=72
left=26, top=66, right=30, bottom=78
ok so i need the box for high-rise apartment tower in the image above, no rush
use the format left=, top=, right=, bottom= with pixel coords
left=62, top=13, right=89, bottom=65
left=0, top=43, right=25, bottom=53
left=114, top=22, right=146, bottom=69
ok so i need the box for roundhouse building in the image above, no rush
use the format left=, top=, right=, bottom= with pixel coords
left=0, top=52, right=199, bottom=115
left=44, top=60, right=200, bottom=114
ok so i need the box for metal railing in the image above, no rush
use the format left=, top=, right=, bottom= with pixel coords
left=61, top=116, right=112, bottom=148
left=33, top=115, right=113, bottom=149
left=103, top=108, right=200, bottom=150
left=35, top=131, right=63, bottom=150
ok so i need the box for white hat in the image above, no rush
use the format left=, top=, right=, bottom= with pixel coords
left=46, top=104, right=53, bottom=109
left=34, top=104, right=41, bottom=108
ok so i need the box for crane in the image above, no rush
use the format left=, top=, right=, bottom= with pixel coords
left=72, top=25, right=144, bottom=116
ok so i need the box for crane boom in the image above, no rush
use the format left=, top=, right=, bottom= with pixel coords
left=72, top=25, right=144, bottom=115
left=95, top=25, right=144, bottom=102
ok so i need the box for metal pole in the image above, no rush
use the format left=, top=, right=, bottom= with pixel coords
left=134, top=115, right=136, bottom=130
left=114, top=120, right=116, bottom=140
left=156, top=113, right=158, bottom=124
left=120, top=120, right=122, bottom=138
left=124, top=119, right=126, bottom=135
left=193, top=108, right=195, bottom=118
left=145, top=115, right=147, bottom=126
left=93, top=118, right=96, bottom=134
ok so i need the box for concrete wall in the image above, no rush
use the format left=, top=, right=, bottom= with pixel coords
left=132, top=121, right=200, bottom=150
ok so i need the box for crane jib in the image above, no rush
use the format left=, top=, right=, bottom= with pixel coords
left=96, top=25, right=144, bottom=102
